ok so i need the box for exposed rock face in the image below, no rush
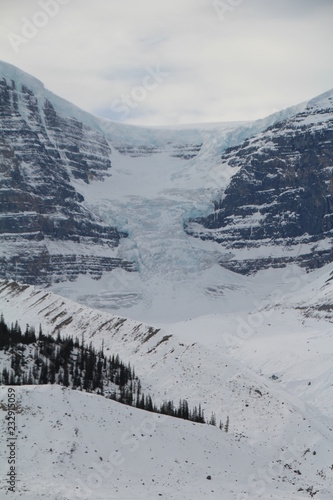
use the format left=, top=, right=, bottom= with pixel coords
left=186, top=92, right=333, bottom=273
left=0, top=75, right=135, bottom=284
left=0, top=251, right=135, bottom=285
left=114, top=143, right=202, bottom=159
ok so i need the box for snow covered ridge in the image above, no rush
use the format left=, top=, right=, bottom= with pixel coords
left=0, top=60, right=309, bottom=148
left=1, top=279, right=333, bottom=498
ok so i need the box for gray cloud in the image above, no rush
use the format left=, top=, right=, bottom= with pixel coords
left=0, top=0, right=332, bottom=125
left=249, top=0, right=333, bottom=18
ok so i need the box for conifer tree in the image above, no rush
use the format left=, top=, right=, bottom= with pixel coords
left=209, top=412, right=216, bottom=426
left=225, top=416, right=230, bottom=433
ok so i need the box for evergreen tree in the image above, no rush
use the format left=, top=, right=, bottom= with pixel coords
left=63, top=364, right=69, bottom=387
left=145, top=395, right=153, bottom=412
left=225, top=416, right=230, bottom=433
left=209, top=412, right=216, bottom=426
left=39, top=361, right=49, bottom=384
left=9, top=371, right=16, bottom=385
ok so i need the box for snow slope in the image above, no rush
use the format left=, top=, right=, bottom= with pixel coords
left=2, top=384, right=329, bottom=500
left=158, top=264, right=333, bottom=429
left=1, top=280, right=333, bottom=499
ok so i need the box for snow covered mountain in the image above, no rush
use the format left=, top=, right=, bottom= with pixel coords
left=0, top=62, right=136, bottom=286
left=0, top=60, right=322, bottom=318
left=1, top=62, right=333, bottom=499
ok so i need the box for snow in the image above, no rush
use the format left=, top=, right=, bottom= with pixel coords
left=1, top=61, right=333, bottom=499
left=0, top=385, right=312, bottom=500
left=1, top=279, right=333, bottom=498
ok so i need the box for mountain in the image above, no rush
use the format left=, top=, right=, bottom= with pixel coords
left=1, top=62, right=333, bottom=500
left=186, top=90, right=333, bottom=274
left=0, top=60, right=315, bottom=310
left=1, top=279, right=333, bottom=499
left=0, top=62, right=136, bottom=285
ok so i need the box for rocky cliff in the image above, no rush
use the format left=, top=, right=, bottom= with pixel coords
left=0, top=71, right=135, bottom=284
left=186, top=91, right=333, bottom=273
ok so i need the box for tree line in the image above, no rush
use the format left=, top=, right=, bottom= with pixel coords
left=0, top=313, right=232, bottom=429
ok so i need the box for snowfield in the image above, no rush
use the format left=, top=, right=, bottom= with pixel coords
left=0, top=384, right=322, bottom=500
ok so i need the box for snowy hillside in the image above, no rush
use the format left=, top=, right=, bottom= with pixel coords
left=2, top=383, right=328, bottom=500
left=1, top=280, right=333, bottom=499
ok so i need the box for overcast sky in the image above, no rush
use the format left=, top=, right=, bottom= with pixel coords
left=0, top=0, right=333, bottom=126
